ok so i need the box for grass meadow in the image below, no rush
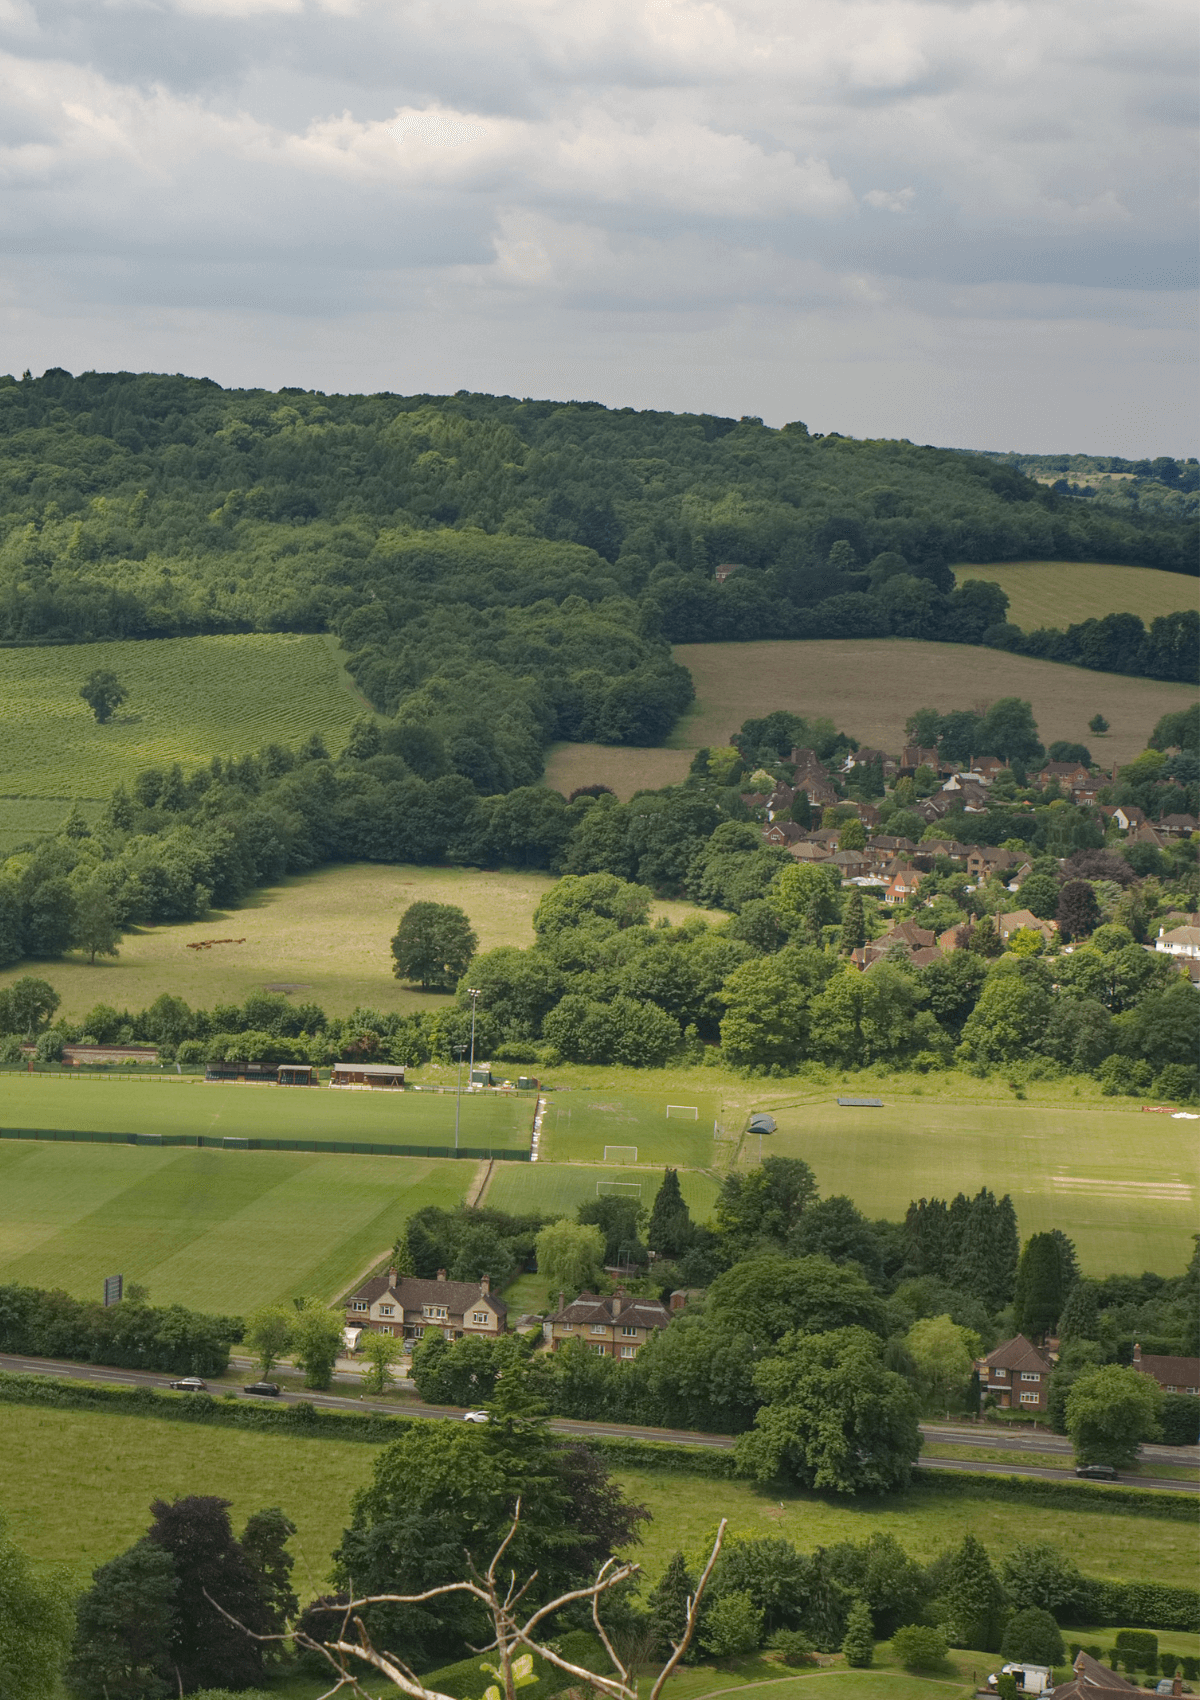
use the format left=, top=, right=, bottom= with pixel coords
left=536, top=1089, right=724, bottom=1166
left=0, top=862, right=714, bottom=1020
left=0, top=632, right=366, bottom=850
left=0, top=1140, right=472, bottom=1310
left=488, top=1161, right=722, bottom=1222
left=0, top=1073, right=534, bottom=1150
left=952, top=559, right=1199, bottom=634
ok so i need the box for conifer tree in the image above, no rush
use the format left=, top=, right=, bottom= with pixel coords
left=648, top=1168, right=693, bottom=1257
left=241, top=1507, right=298, bottom=1638
left=936, top=1534, right=1006, bottom=1651
left=841, top=1597, right=875, bottom=1668
left=840, top=888, right=866, bottom=954
left=1014, top=1230, right=1078, bottom=1338
left=648, top=1551, right=696, bottom=1660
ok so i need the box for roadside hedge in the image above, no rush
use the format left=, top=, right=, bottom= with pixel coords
left=1079, top=1582, right=1200, bottom=1634
left=909, top=1466, right=1198, bottom=1523
left=0, top=1283, right=240, bottom=1377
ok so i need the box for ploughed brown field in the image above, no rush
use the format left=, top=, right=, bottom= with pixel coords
left=544, top=638, right=1196, bottom=798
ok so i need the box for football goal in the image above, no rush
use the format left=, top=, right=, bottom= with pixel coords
left=602, top=1145, right=639, bottom=1164
left=665, top=1104, right=699, bottom=1119
left=596, top=1180, right=643, bottom=1200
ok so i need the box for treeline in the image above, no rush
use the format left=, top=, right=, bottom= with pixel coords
left=1, top=374, right=1196, bottom=767
left=0, top=1282, right=240, bottom=1374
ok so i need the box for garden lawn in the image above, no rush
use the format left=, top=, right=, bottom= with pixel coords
left=0, top=632, right=365, bottom=838
left=0, top=862, right=711, bottom=1020
left=0, top=1073, right=533, bottom=1150
left=614, top=1468, right=1198, bottom=1590
left=487, top=1163, right=721, bottom=1223
left=951, top=560, right=1199, bottom=635
left=537, top=1090, right=725, bottom=1167
left=0, top=1141, right=469, bottom=1310
left=753, top=1093, right=1197, bottom=1277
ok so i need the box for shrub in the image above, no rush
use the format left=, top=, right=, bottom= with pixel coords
left=841, top=1598, right=874, bottom=1668
left=890, top=1625, right=948, bottom=1670
left=1000, top=1607, right=1064, bottom=1666
left=700, top=1591, right=764, bottom=1659
left=769, top=1630, right=816, bottom=1667
left=1114, top=1629, right=1157, bottom=1673
left=1160, top=1395, right=1200, bottom=1446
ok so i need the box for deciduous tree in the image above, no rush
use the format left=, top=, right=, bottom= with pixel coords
left=290, top=1301, right=344, bottom=1390
left=1066, top=1363, right=1162, bottom=1468
left=80, top=668, right=128, bottom=723
left=245, top=1305, right=293, bottom=1378
left=66, top=1539, right=178, bottom=1700
left=391, top=902, right=479, bottom=989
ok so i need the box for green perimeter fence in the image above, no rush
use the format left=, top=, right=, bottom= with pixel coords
left=0, top=1127, right=530, bottom=1160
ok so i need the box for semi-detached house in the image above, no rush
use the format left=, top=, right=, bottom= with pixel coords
left=544, top=1288, right=671, bottom=1359
left=344, top=1268, right=507, bottom=1345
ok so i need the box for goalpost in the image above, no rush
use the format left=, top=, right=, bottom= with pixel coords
left=602, top=1144, right=639, bottom=1164
left=665, top=1104, right=699, bottom=1120
left=596, top=1180, right=643, bottom=1200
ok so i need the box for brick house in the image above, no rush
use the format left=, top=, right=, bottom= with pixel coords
left=965, top=845, right=1021, bottom=882
left=762, top=820, right=804, bottom=847
left=1159, top=813, right=1199, bottom=838
left=885, top=867, right=922, bottom=905
left=544, top=1288, right=671, bottom=1359
left=1131, top=1342, right=1200, bottom=1397
left=900, top=744, right=940, bottom=775
left=996, top=909, right=1058, bottom=946
left=976, top=1334, right=1054, bottom=1411
left=345, top=1268, right=507, bottom=1344
left=1052, top=1650, right=1142, bottom=1699
left=1039, top=761, right=1091, bottom=789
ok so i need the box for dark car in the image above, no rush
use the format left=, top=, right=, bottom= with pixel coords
left=243, top=1381, right=281, bottom=1397
left=1075, top=1462, right=1117, bottom=1480
left=168, top=1376, right=208, bottom=1392
left=747, top=1114, right=777, bottom=1135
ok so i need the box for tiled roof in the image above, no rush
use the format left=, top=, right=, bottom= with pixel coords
left=1052, top=1650, right=1140, bottom=1697
left=1134, top=1350, right=1200, bottom=1387
left=549, top=1289, right=671, bottom=1330
left=347, top=1273, right=507, bottom=1316
left=982, top=1334, right=1053, bottom=1376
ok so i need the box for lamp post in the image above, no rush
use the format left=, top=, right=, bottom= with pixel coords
left=467, top=988, right=481, bottom=1082
left=453, top=1044, right=468, bottom=1152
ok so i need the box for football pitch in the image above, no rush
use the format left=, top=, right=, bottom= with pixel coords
left=536, top=1090, right=724, bottom=1167
left=487, top=1162, right=721, bottom=1223
left=0, top=1140, right=470, bottom=1313
left=0, top=1075, right=533, bottom=1153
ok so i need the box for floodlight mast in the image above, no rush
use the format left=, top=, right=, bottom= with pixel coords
left=467, top=988, right=480, bottom=1080
left=453, top=1043, right=468, bottom=1151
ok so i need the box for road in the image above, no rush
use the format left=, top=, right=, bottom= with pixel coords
left=1, top=1354, right=1196, bottom=1493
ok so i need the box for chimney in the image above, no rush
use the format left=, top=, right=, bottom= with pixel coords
left=479, top=1274, right=490, bottom=1297
left=558, top=1289, right=564, bottom=1315
left=436, top=1268, right=447, bottom=1283
left=1172, top=1676, right=1183, bottom=1697
left=1132, top=1342, right=1141, bottom=1365
left=388, top=1267, right=398, bottom=1289
left=612, top=1288, right=625, bottom=1318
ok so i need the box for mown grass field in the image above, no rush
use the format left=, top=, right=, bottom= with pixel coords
left=953, top=559, right=1198, bottom=634
left=754, top=1093, right=1197, bottom=1276
left=0, top=1141, right=471, bottom=1311
left=537, top=1090, right=724, bottom=1167
left=0, top=1402, right=1189, bottom=1603
left=0, top=863, right=713, bottom=1020
left=0, top=632, right=366, bottom=849
left=0, top=1073, right=533, bottom=1151
left=488, top=1161, right=722, bottom=1222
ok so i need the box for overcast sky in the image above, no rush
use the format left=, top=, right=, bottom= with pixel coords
left=1, top=0, right=1196, bottom=454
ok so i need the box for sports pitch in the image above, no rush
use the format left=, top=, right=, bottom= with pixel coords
left=0, top=1141, right=471, bottom=1312
left=487, top=1162, right=721, bottom=1223
left=0, top=1075, right=533, bottom=1152
left=536, top=1090, right=724, bottom=1167
left=757, top=1096, right=1198, bottom=1276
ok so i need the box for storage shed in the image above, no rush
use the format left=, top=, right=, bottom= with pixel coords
left=330, top=1062, right=406, bottom=1089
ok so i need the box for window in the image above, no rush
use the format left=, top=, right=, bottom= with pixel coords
left=379, top=1325, right=393, bottom=1336
left=379, top=1304, right=394, bottom=1317
left=561, top=1322, right=573, bottom=1331
left=591, top=1324, right=607, bottom=1334
left=1020, top=1371, right=1040, bottom=1382
left=413, top=1325, right=424, bottom=1338
left=1020, top=1392, right=1039, bottom=1405
left=472, top=1312, right=489, bottom=1325
left=621, top=1325, right=638, bottom=1337
left=435, top=1306, right=447, bottom=1319
left=351, top=1301, right=369, bottom=1312
left=620, top=1346, right=636, bottom=1359
left=593, top=1345, right=606, bottom=1356
left=993, top=1368, right=1007, bottom=1378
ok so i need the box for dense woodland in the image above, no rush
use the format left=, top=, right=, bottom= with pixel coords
left=0, top=372, right=1196, bottom=793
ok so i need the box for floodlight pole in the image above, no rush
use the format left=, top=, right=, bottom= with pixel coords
left=467, top=988, right=480, bottom=1080
left=453, top=1044, right=468, bottom=1152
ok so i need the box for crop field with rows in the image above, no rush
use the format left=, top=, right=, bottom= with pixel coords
left=0, top=632, right=365, bottom=839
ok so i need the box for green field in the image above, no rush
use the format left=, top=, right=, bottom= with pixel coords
left=0, top=1141, right=472, bottom=1311
left=0, top=632, right=365, bottom=850
left=0, top=1073, right=533, bottom=1151
left=953, top=560, right=1199, bottom=634
left=538, top=1090, right=724, bottom=1167
left=488, top=1162, right=722, bottom=1222
left=753, top=1093, right=1198, bottom=1276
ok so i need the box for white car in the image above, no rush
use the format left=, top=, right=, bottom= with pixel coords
left=463, top=1410, right=490, bottom=1423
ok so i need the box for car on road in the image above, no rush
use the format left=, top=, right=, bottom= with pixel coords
left=463, top=1410, right=490, bottom=1423
left=1075, top=1462, right=1118, bottom=1480
left=167, top=1377, right=208, bottom=1392
left=243, top=1381, right=281, bottom=1397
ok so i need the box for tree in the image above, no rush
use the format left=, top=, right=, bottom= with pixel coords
left=839, top=817, right=866, bottom=851
left=904, top=1315, right=979, bottom=1416
left=291, top=1302, right=344, bottom=1390
left=3, top=975, right=60, bottom=1039
left=998, top=1542, right=1087, bottom=1618
left=578, top=1195, right=645, bottom=1266
left=1018, top=872, right=1060, bottom=921
left=360, top=1332, right=402, bottom=1394
left=959, top=960, right=1051, bottom=1063
left=788, top=1195, right=884, bottom=1282
left=978, top=698, right=1043, bottom=766
left=769, top=863, right=841, bottom=941
left=647, top=1168, right=693, bottom=1258
left=966, top=914, right=1002, bottom=957
left=73, top=881, right=121, bottom=964
left=1056, top=880, right=1101, bottom=942
left=715, top=1157, right=820, bottom=1254
left=535, top=1220, right=605, bottom=1299
left=1013, top=1231, right=1078, bottom=1339
left=1000, top=1607, right=1064, bottom=1666
left=701, top=1591, right=763, bottom=1660
left=648, top=1551, right=696, bottom=1659
left=0, top=1516, right=75, bottom=1700
left=145, top=1495, right=270, bottom=1690
left=935, top=1534, right=1005, bottom=1650
left=707, top=1254, right=884, bottom=1348
left=890, top=1625, right=948, bottom=1670
left=841, top=1597, right=874, bottom=1667
left=245, top=1305, right=293, bottom=1377
left=736, top=1327, right=921, bottom=1494
left=1088, top=714, right=1109, bottom=735
left=240, top=1507, right=299, bottom=1639
left=66, top=1538, right=178, bottom=1700
left=718, top=948, right=828, bottom=1068
left=391, top=902, right=478, bottom=989
left=840, top=888, right=866, bottom=954
left=80, top=668, right=128, bottom=723
left=1065, top=1363, right=1162, bottom=1468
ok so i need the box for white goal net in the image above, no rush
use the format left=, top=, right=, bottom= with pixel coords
left=602, top=1144, right=639, bottom=1164
left=596, top=1180, right=643, bottom=1199
left=665, top=1104, right=699, bottom=1119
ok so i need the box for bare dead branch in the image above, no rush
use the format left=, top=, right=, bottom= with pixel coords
left=646, top=1517, right=726, bottom=1700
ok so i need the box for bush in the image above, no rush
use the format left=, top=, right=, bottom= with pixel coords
left=1160, top=1396, right=1200, bottom=1446
left=700, top=1591, right=764, bottom=1659
left=890, top=1625, right=948, bottom=1670
left=769, top=1630, right=816, bottom=1667
left=1000, top=1607, right=1064, bottom=1666
left=841, top=1598, right=874, bottom=1668
left=1153, top=1063, right=1200, bottom=1102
